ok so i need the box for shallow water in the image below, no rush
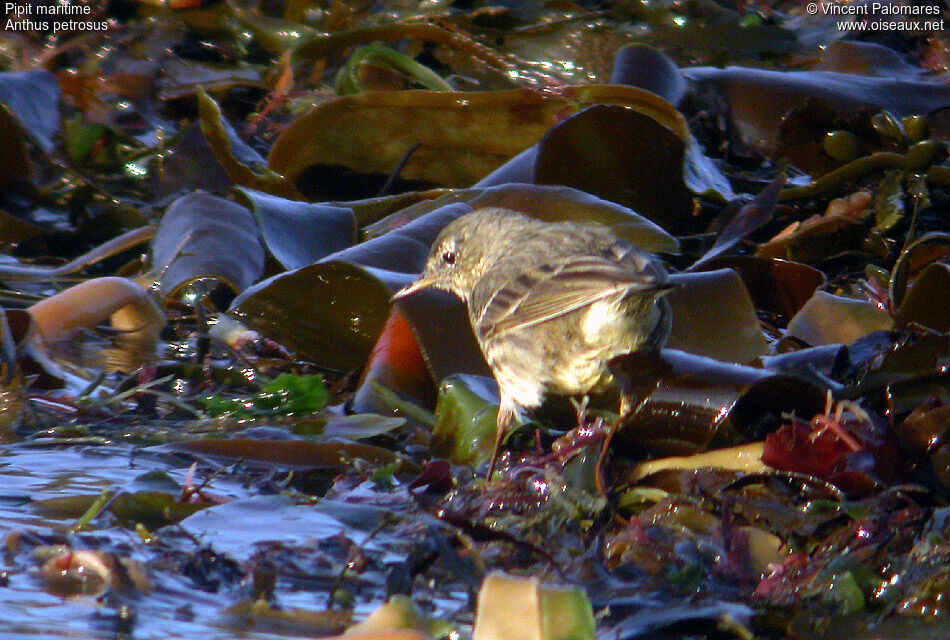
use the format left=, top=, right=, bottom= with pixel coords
left=0, top=441, right=421, bottom=640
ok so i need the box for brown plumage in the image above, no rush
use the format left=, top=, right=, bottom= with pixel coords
left=396, top=208, right=673, bottom=477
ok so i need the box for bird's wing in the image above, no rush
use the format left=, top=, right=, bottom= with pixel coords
left=476, top=255, right=662, bottom=338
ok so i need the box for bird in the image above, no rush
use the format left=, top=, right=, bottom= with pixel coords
left=394, top=207, right=673, bottom=479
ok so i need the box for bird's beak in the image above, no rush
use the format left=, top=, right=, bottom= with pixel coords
left=392, top=275, right=436, bottom=301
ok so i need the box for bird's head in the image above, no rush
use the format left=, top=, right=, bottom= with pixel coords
left=394, top=208, right=524, bottom=302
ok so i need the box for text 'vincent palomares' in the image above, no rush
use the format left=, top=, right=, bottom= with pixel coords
left=815, top=2, right=942, bottom=15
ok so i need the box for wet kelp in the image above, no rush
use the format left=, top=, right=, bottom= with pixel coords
left=0, top=1, right=949, bottom=639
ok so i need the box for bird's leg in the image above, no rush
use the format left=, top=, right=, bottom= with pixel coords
left=487, top=401, right=515, bottom=480
left=571, top=396, right=590, bottom=429
left=594, top=394, right=640, bottom=495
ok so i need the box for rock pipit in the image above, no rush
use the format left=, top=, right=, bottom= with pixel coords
left=395, top=208, right=673, bottom=478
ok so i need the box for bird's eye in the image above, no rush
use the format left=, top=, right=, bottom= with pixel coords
left=442, top=250, right=456, bottom=265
